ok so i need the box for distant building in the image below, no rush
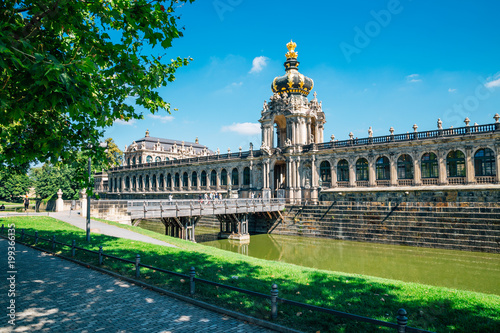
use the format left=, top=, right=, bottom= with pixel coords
left=97, top=41, right=500, bottom=201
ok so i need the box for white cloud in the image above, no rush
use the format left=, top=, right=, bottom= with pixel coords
left=221, top=122, right=260, bottom=135
left=406, top=74, right=422, bottom=83
left=114, top=119, right=137, bottom=126
left=148, top=114, right=174, bottom=123
left=249, top=56, right=269, bottom=74
left=485, top=77, right=500, bottom=88
left=448, top=88, right=457, bottom=93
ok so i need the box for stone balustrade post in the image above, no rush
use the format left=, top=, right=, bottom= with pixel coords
left=56, top=189, right=64, bottom=212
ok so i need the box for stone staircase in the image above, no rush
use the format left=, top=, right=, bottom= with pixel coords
left=268, top=202, right=500, bottom=253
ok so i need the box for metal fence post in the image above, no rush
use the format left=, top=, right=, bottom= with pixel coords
left=21, top=229, right=25, bottom=241
left=71, top=240, right=76, bottom=257
left=189, top=267, right=196, bottom=295
left=270, top=283, right=278, bottom=320
left=34, top=231, right=38, bottom=245
left=52, top=235, right=56, bottom=250
left=98, top=246, right=103, bottom=265
left=397, top=308, right=408, bottom=333
left=135, top=254, right=140, bottom=278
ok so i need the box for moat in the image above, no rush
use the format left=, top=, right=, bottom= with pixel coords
left=137, top=221, right=500, bottom=295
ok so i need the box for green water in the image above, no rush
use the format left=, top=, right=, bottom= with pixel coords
left=137, top=221, right=500, bottom=295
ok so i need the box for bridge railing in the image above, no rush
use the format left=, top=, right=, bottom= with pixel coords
left=127, top=198, right=286, bottom=209
left=1, top=225, right=434, bottom=333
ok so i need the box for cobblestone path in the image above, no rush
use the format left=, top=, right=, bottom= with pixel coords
left=0, top=239, right=275, bottom=332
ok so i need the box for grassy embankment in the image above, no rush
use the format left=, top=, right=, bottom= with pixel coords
left=1, top=216, right=499, bottom=333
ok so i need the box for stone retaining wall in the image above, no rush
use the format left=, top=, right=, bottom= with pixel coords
left=251, top=201, right=500, bottom=253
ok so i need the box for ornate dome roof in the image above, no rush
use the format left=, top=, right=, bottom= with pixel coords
left=271, top=40, right=314, bottom=96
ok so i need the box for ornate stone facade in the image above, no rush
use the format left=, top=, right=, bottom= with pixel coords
left=98, top=41, right=500, bottom=201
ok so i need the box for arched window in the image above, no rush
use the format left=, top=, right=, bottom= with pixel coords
left=126, top=176, right=130, bottom=189
left=231, top=168, right=239, bottom=186
left=146, top=155, right=152, bottom=163
left=320, top=161, right=331, bottom=183
left=119, top=178, right=122, bottom=191
left=127, top=158, right=131, bottom=166
left=210, top=170, right=217, bottom=186
left=474, top=148, right=496, bottom=176
left=165, top=157, right=170, bottom=161
left=167, top=174, right=172, bottom=188
left=337, top=159, right=349, bottom=182
left=447, top=150, right=465, bottom=177
left=356, top=158, right=369, bottom=181
left=159, top=174, right=164, bottom=188
left=397, top=154, right=413, bottom=179
left=243, top=167, right=251, bottom=186
left=132, top=156, right=136, bottom=165
left=201, top=171, right=207, bottom=187
left=138, top=176, right=143, bottom=189
left=221, top=169, right=228, bottom=186
left=174, top=173, right=180, bottom=187
left=145, top=175, right=150, bottom=189
left=421, top=153, right=438, bottom=178
left=132, top=176, right=136, bottom=189
left=152, top=175, right=157, bottom=189
left=139, top=156, right=142, bottom=164
left=376, top=156, right=390, bottom=180
left=182, top=172, right=188, bottom=187
left=155, top=156, right=161, bottom=163
left=191, top=171, right=198, bottom=187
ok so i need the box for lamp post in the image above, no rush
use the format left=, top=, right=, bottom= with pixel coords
left=86, top=141, right=108, bottom=243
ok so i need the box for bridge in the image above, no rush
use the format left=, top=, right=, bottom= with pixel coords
left=127, top=198, right=285, bottom=242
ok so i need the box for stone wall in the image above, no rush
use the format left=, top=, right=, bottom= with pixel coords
left=250, top=200, right=500, bottom=253
left=89, top=200, right=131, bottom=224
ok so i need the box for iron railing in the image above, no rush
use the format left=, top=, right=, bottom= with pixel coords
left=1, top=225, right=434, bottom=333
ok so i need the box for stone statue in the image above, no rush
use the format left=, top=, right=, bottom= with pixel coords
left=368, top=127, right=373, bottom=138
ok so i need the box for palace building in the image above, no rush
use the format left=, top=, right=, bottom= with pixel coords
left=97, top=41, right=500, bottom=201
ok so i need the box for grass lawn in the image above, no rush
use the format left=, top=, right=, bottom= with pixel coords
left=2, top=216, right=499, bottom=333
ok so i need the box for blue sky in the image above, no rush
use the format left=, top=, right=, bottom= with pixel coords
left=105, top=0, right=500, bottom=153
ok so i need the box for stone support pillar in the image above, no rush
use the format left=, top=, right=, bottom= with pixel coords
left=438, top=152, right=447, bottom=185
left=496, top=145, right=500, bottom=183
left=390, top=156, right=398, bottom=186
left=56, top=189, right=64, bottom=212
left=465, top=146, right=475, bottom=184
left=413, top=152, right=422, bottom=186
left=331, top=161, right=337, bottom=187
left=349, top=159, right=356, bottom=187
left=368, top=158, right=376, bottom=187
left=80, top=189, right=87, bottom=218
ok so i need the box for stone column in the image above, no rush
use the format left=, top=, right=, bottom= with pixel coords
left=465, top=146, right=475, bottom=184
left=349, top=159, right=356, bottom=187
left=413, top=152, right=422, bottom=186
left=196, top=172, right=201, bottom=191
left=56, top=189, right=64, bottom=212
left=438, top=152, right=447, bottom=185
left=496, top=145, right=500, bottom=183
left=390, top=156, right=398, bottom=186
left=331, top=161, right=337, bottom=187
left=80, top=189, right=87, bottom=218
left=368, top=158, right=376, bottom=187
left=311, top=155, right=318, bottom=202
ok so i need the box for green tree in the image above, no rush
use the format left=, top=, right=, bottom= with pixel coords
left=31, top=164, right=80, bottom=200
left=0, top=0, right=193, bottom=176
left=0, top=170, right=31, bottom=201
left=105, top=137, right=123, bottom=169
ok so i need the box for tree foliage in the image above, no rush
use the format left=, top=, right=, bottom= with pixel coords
left=0, top=0, right=193, bottom=177
left=104, top=137, right=123, bottom=169
left=0, top=170, right=31, bottom=201
left=31, top=164, right=80, bottom=200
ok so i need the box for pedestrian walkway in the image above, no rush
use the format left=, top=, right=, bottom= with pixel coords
left=0, top=239, right=276, bottom=332
left=0, top=211, right=176, bottom=248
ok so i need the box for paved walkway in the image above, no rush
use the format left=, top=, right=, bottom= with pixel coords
left=0, top=238, right=276, bottom=332
left=0, top=211, right=176, bottom=248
